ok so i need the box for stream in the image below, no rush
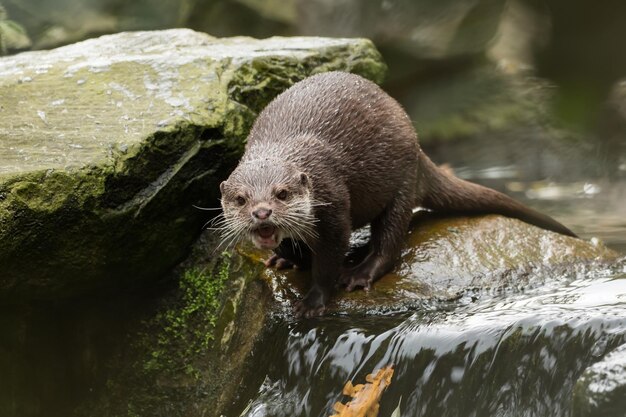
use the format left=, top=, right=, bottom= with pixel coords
left=230, top=263, right=626, bottom=417
left=1, top=163, right=624, bottom=417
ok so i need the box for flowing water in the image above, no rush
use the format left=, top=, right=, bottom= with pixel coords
left=229, top=263, right=626, bottom=417
left=2, top=165, right=624, bottom=417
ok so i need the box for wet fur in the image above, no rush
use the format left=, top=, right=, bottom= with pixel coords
left=220, top=71, right=576, bottom=317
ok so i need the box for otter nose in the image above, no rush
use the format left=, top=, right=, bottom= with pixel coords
left=252, top=208, right=272, bottom=220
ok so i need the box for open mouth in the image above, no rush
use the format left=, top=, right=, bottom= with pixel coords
left=253, top=224, right=279, bottom=249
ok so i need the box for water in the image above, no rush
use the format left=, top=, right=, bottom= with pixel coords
left=231, top=270, right=626, bottom=417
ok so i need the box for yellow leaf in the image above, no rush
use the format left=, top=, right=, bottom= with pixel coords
left=328, top=366, right=394, bottom=417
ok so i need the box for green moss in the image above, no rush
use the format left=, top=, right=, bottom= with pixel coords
left=1, top=167, right=107, bottom=213
left=143, top=253, right=231, bottom=378
left=227, top=39, right=386, bottom=116
left=308, top=41, right=387, bottom=84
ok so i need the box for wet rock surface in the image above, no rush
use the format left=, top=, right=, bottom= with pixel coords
left=0, top=230, right=272, bottom=417
left=0, top=28, right=385, bottom=302
left=1, top=214, right=622, bottom=417
left=232, top=270, right=626, bottom=417
left=244, top=213, right=618, bottom=316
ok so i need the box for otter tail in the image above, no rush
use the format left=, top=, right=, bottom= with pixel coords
left=417, top=154, right=578, bottom=238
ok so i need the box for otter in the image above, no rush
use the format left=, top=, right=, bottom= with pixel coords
left=219, top=71, right=576, bottom=318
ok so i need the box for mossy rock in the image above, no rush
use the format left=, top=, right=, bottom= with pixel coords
left=0, top=28, right=386, bottom=302
left=88, top=241, right=271, bottom=417
left=2, top=218, right=619, bottom=417
left=242, top=213, right=619, bottom=315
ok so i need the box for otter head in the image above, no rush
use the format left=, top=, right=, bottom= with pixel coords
left=219, top=160, right=316, bottom=250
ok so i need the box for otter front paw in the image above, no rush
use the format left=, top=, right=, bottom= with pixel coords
left=293, top=287, right=329, bottom=318
left=264, top=254, right=296, bottom=270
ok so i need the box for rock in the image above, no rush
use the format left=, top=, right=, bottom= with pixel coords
left=79, top=233, right=272, bottom=417
left=84, top=212, right=616, bottom=416
left=0, top=28, right=386, bottom=302
left=572, top=342, right=626, bottom=417
left=0, top=228, right=272, bottom=417
left=233, top=269, right=626, bottom=417
left=405, top=66, right=544, bottom=144
left=5, top=0, right=506, bottom=59
left=3, top=0, right=183, bottom=50
left=242, top=213, right=619, bottom=315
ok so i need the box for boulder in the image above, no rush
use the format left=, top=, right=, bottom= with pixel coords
left=5, top=0, right=507, bottom=60
left=296, top=0, right=506, bottom=60
left=0, top=28, right=386, bottom=302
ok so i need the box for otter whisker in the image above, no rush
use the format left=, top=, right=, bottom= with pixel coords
left=214, top=220, right=248, bottom=253
left=192, top=204, right=223, bottom=211
left=202, top=212, right=230, bottom=230
left=310, top=200, right=331, bottom=207
left=277, top=216, right=316, bottom=250
left=281, top=211, right=318, bottom=236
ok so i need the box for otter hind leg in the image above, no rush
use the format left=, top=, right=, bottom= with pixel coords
left=342, top=185, right=415, bottom=292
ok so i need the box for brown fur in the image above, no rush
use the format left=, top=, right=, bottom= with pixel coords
left=220, top=71, right=576, bottom=317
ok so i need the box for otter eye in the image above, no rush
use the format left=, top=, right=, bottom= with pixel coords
left=276, top=189, right=288, bottom=200
left=236, top=196, right=246, bottom=206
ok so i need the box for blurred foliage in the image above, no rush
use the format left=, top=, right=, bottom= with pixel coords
left=529, top=0, right=626, bottom=129
left=0, top=1, right=31, bottom=54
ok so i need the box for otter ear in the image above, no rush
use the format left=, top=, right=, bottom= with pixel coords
left=298, top=172, right=309, bottom=186
left=220, top=180, right=227, bottom=194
